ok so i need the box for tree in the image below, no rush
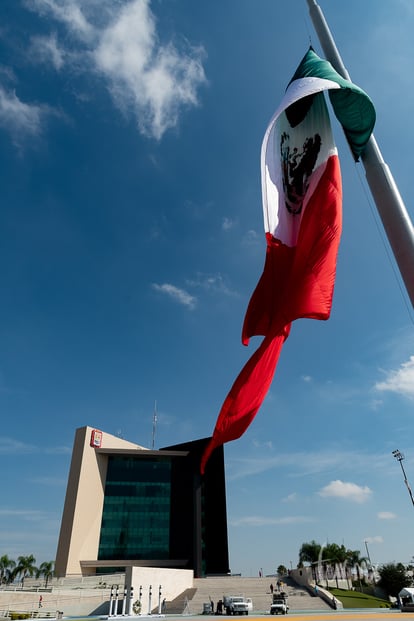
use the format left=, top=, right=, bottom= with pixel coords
left=377, top=562, right=411, bottom=599
left=346, top=549, right=368, bottom=583
left=15, top=555, right=37, bottom=587
left=321, top=543, right=348, bottom=583
left=0, top=555, right=16, bottom=585
left=277, top=565, right=288, bottom=576
left=322, top=543, right=347, bottom=564
left=37, top=561, right=55, bottom=588
left=299, top=540, right=322, bottom=583
left=299, top=540, right=322, bottom=565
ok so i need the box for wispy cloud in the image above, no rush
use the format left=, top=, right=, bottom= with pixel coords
left=25, top=0, right=207, bottom=140
left=0, top=86, right=46, bottom=146
left=229, top=515, right=314, bottom=527
left=29, top=476, right=67, bottom=486
left=30, top=34, right=65, bottom=70
left=45, top=445, right=72, bottom=455
left=282, top=493, right=297, bottom=503
left=152, top=283, right=196, bottom=310
left=226, top=448, right=388, bottom=482
left=364, top=535, right=383, bottom=544
left=0, top=509, right=45, bottom=520
left=375, top=356, right=414, bottom=399
left=186, top=273, right=238, bottom=297
left=318, top=480, right=372, bottom=504
left=0, top=437, right=36, bottom=454
left=377, top=511, right=396, bottom=520
left=242, top=229, right=260, bottom=247
left=252, top=439, right=273, bottom=450
left=222, top=217, right=236, bottom=231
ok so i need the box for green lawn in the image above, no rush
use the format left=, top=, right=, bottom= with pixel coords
left=329, top=588, right=391, bottom=609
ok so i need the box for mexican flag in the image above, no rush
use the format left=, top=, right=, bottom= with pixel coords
left=200, top=48, right=375, bottom=474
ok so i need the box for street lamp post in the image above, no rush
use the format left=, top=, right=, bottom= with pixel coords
left=392, top=450, right=414, bottom=508
left=364, top=540, right=372, bottom=567
left=364, top=539, right=376, bottom=584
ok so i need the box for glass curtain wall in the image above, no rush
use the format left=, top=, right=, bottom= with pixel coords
left=98, top=456, right=171, bottom=560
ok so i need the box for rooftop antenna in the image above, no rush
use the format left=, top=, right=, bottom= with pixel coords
left=151, top=401, right=157, bottom=449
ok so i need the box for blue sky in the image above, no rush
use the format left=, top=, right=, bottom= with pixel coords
left=1, top=0, right=414, bottom=577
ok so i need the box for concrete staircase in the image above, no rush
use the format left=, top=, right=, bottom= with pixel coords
left=0, top=575, right=332, bottom=617
left=165, top=575, right=331, bottom=615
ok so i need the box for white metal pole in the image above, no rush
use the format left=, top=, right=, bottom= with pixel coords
left=122, top=587, right=127, bottom=616
left=128, top=586, right=134, bottom=616
left=306, top=0, right=414, bottom=308
left=148, top=585, right=152, bottom=616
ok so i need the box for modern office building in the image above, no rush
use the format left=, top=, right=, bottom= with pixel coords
left=55, top=426, right=229, bottom=578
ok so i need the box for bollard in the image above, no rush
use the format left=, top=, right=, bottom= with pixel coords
left=148, top=585, right=152, bottom=616
left=158, top=585, right=162, bottom=615
left=122, top=587, right=127, bottom=616
left=109, top=586, right=115, bottom=617
left=128, top=585, right=134, bottom=616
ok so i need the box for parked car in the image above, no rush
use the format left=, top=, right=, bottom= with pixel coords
left=223, top=596, right=250, bottom=615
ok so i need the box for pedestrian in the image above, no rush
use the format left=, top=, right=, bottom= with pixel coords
left=270, top=583, right=274, bottom=594
left=39, top=596, right=43, bottom=608
left=210, top=600, right=214, bottom=614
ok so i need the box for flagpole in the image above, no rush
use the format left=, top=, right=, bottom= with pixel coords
left=306, top=0, right=414, bottom=309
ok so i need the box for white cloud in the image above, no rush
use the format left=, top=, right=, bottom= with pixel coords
left=230, top=515, right=314, bottom=527
left=94, top=0, right=206, bottom=139
left=282, top=493, right=297, bottom=503
left=185, top=273, right=238, bottom=297
left=0, top=436, right=36, bottom=454
left=0, top=86, right=44, bottom=144
left=364, top=535, right=383, bottom=544
left=318, top=480, right=372, bottom=503
left=26, top=0, right=94, bottom=40
left=242, top=229, right=260, bottom=246
left=226, top=448, right=389, bottom=482
left=0, top=509, right=44, bottom=520
left=222, top=217, right=236, bottom=231
left=152, top=283, right=196, bottom=310
left=252, top=439, right=273, bottom=450
left=23, top=0, right=207, bottom=140
left=375, top=356, right=414, bottom=399
left=377, top=511, right=396, bottom=520
left=30, top=34, right=65, bottom=70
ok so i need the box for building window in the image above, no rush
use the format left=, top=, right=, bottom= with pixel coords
left=98, top=456, right=171, bottom=560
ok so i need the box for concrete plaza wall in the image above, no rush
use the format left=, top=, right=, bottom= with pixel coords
left=126, top=567, right=193, bottom=610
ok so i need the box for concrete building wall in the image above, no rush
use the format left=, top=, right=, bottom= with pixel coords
left=55, top=426, right=228, bottom=579
left=55, top=426, right=147, bottom=577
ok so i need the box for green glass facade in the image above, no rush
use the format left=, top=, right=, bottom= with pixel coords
left=98, top=456, right=171, bottom=560
left=94, top=438, right=229, bottom=577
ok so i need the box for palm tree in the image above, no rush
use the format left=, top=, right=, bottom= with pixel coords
left=299, top=540, right=322, bottom=565
left=299, top=540, right=322, bottom=583
left=322, top=543, right=348, bottom=583
left=0, top=555, right=16, bottom=585
left=346, top=549, right=368, bottom=585
left=15, top=555, right=37, bottom=587
left=277, top=565, right=288, bottom=576
left=36, top=561, right=55, bottom=588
